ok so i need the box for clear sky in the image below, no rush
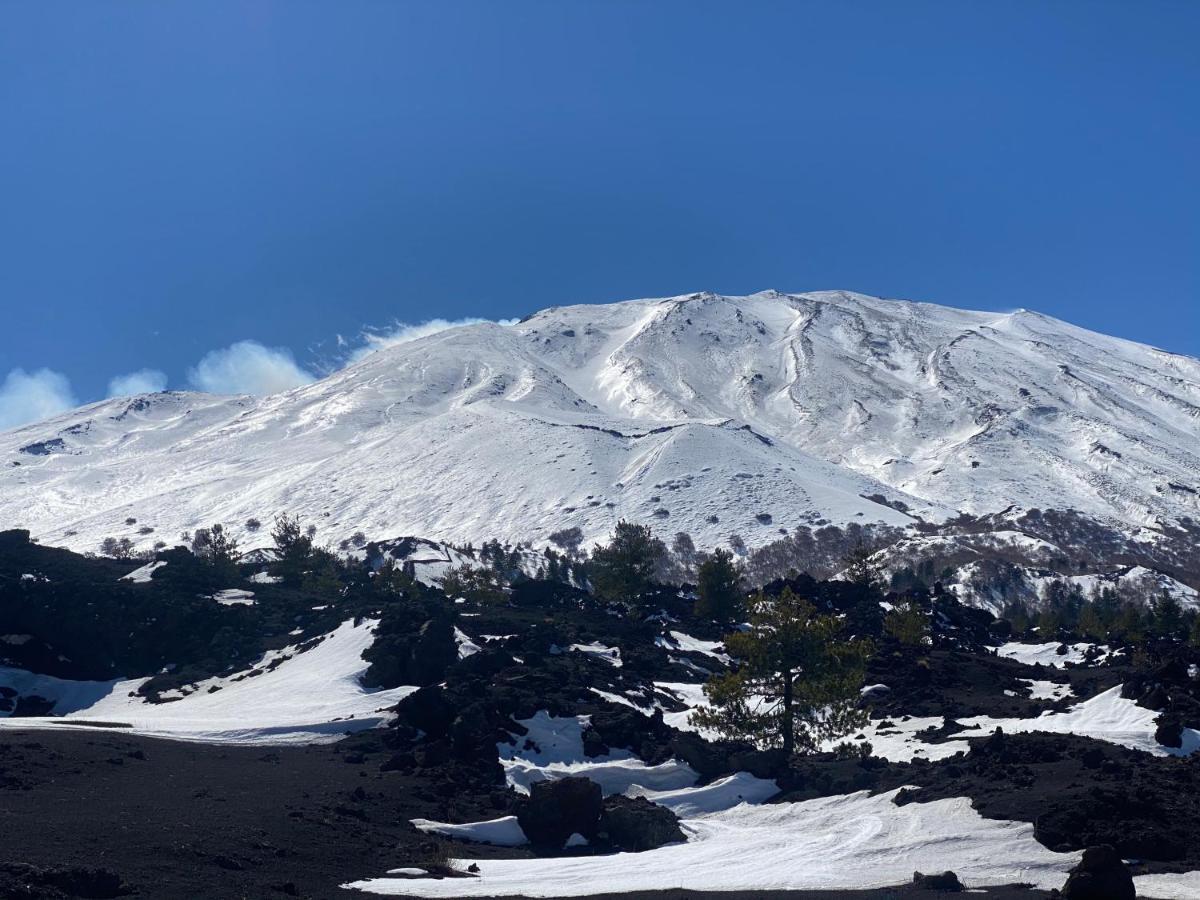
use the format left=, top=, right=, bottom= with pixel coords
left=2, top=1, right=1198, bottom=425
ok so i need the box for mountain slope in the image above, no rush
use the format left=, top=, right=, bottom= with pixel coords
left=2, top=290, right=1198, bottom=554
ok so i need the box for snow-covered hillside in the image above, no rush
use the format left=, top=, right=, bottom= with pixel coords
left=2, top=291, right=1198, bottom=554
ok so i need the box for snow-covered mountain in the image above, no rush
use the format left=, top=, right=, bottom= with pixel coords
left=2, top=290, right=1198, bottom=555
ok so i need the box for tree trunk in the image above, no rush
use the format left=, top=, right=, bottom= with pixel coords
left=781, top=671, right=794, bottom=756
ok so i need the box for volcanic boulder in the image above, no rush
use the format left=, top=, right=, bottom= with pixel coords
left=1060, top=845, right=1135, bottom=900
left=516, top=777, right=603, bottom=849
left=600, top=795, right=685, bottom=851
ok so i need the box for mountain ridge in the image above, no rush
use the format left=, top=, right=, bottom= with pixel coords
left=2, top=290, right=1198, bottom=555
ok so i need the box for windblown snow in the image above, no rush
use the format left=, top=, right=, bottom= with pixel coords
left=346, top=710, right=1078, bottom=897
left=4, top=291, right=1198, bottom=554
left=0, top=619, right=414, bottom=744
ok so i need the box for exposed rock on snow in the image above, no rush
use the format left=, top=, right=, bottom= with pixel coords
left=994, top=641, right=1113, bottom=668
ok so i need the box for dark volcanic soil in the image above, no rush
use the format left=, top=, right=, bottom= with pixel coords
left=0, top=727, right=514, bottom=899
left=0, top=728, right=1053, bottom=900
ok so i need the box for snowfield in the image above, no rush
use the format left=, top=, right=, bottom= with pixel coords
left=4, top=290, right=1199, bottom=555
left=954, top=685, right=1200, bottom=757
left=498, top=711, right=698, bottom=796
left=994, top=640, right=1114, bottom=668
left=348, top=707, right=1078, bottom=896
left=347, top=787, right=1078, bottom=897
left=0, top=619, right=415, bottom=744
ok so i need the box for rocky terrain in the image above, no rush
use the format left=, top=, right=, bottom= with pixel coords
left=3, top=526, right=1200, bottom=899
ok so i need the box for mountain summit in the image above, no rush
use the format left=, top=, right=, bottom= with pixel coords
left=3, top=291, right=1198, bottom=553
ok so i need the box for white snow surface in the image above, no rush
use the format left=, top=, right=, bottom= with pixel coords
left=994, top=641, right=1111, bottom=668
left=0, top=619, right=415, bottom=744
left=6, top=291, right=1199, bottom=554
left=655, top=631, right=731, bottom=663
left=565, top=642, right=621, bottom=667
left=348, top=787, right=1078, bottom=896
left=119, top=560, right=167, bottom=583
left=954, top=685, right=1200, bottom=756
left=412, top=817, right=528, bottom=848
left=498, top=711, right=696, bottom=796
left=1135, top=871, right=1200, bottom=899
left=1020, top=678, right=1073, bottom=701
left=351, top=700, right=1079, bottom=896
left=836, top=715, right=972, bottom=763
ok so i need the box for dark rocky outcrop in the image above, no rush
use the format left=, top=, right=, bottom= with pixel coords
left=599, top=795, right=685, bottom=851
left=1060, top=845, right=1135, bottom=900
left=912, top=870, right=963, bottom=891
left=516, top=777, right=603, bottom=849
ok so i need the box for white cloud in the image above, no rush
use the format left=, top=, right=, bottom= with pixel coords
left=107, top=368, right=168, bottom=398
left=0, top=368, right=78, bottom=430
left=349, top=317, right=518, bottom=363
left=188, top=341, right=315, bottom=396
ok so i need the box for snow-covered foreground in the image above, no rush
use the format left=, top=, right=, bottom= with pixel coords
left=0, top=619, right=415, bottom=744
left=954, top=685, right=1200, bottom=757
left=348, top=787, right=1077, bottom=897
left=345, top=709, right=1077, bottom=896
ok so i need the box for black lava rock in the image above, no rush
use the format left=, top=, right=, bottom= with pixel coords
left=1060, top=844, right=1135, bottom=900
left=1154, top=712, right=1183, bottom=749
left=516, top=776, right=603, bottom=849
left=912, top=870, right=963, bottom=891
left=600, top=795, right=685, bottom=851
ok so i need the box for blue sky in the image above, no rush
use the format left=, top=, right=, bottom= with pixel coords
left=1, top=1, right=1197, bottom=426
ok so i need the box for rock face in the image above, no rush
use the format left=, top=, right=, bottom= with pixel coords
left=516, top=777, right=603, bottom=849
left=600, top=795, right=686, bottom=851
left=1060, top=845, right=1135, bottom=900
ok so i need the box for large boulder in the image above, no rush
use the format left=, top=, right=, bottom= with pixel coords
left=912, top=870, right=963, bottom=891
left=1060, top=845, right=1135, bottom=900
left=1155, top=712, right=1184, bottom=749
left=600, top=795, right=685, bottom=851
left=516, top=777, right=603, bottom=849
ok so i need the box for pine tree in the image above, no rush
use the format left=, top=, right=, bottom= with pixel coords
left=1152, top=591, right=1184, bottom=639
left=1077, top=602, right=1105, bottom=641
left=1114, top=599, right=1145, bottom=643
left=694, top=547, right=742, bottom=621
left=692, top=588, right=871, bottom=756
left=841, top=541, right=880, bottom=590
left=884, top=598, right=929, bottom=646
left=589, top=521, right=666, bottom=606
left=272, top=513, right=314, bottom=586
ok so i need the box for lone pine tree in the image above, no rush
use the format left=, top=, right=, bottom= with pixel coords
left=693, top=587, right=871, bottom=756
